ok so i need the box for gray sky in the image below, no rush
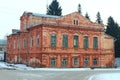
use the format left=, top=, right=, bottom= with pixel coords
left=0, top=0, right=120, bottom=39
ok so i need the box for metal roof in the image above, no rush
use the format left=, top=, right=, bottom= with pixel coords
left=32, top=13, right=61, bottom=18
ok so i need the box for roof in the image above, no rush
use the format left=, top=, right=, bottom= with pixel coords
left=32, top=13, right=61, bottom=18
left=23, top=11, right=61, bottom=18
left=28, top=22, right=104, bottom=31
left=12, top=29, right=20, bottom=34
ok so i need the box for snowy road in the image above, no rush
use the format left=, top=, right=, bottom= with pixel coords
left=0, top=69, right=120, bottom=80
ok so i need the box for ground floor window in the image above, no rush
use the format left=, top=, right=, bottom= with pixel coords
left=50, top=58, right=56, bottom=67
left=84, top=58, right=89, bottom=67
left=93, top=58, right=98, bottom=66
left=62, top=58, right=67, bottom=67
left=74, top=57, right=78, bottom=66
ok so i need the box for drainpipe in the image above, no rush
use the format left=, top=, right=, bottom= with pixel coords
left=17, top=32, right=20, bottom=63
left=26, top=31, right=29, bottom=66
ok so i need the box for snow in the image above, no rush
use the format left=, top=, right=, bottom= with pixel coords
left=0, top=61, right=92, bottom=71
left=0, top=62, right=8, bottom=68
left=116, top=58, right=120, bottom=67
left=89, top=73, right=120, bottom=80
left=88, top=58, right=120, bottom=80
left=0, top=58, right=120, bottom=80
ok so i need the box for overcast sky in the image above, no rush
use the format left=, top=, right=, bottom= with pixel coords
left=0, top=0, right=120, bottom=39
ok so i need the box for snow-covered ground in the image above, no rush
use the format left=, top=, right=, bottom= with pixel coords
left=0, top=58, right=120, bottom=80
left=89, top=73, right=120, bottom=80
left=89, top=58, right=120, bottom=80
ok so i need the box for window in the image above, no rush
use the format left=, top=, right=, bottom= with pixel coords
left=51, top=34, right=56, bottom=48
left=93, top=37, right=98, bottom=49
left=23, top=22, right=27, bottom=30
left=84, top=58, right=89, bottom=67
left=74, top=35, right=78, bottom=48
left=84, top=36, right=88, bottom=48
left=14, top=40, right=16, bottom=49
left=30, top=37, right=33, bottom=47
left=62, top=34, right=68, bottom=48
left=74, top=57, right=78, bottom=66
left=50, top=58, right=56, bottom=67
left=36, top=35, right=40, bottom=47
left=23, top=38, right=27, bottom=48
left=74, top=20, right=78, bottom=25
left=93, top=58, right=98, bottom=66
left=62, top=58, right=67, bottom=67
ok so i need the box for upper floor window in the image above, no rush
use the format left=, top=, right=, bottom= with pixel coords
left=36, top=35, right=40, bottom=47
left=14, top=40, right=16, bottom=49
left=23, top=22, right=27, bottom=30
left=30, top=37, right=33, bottom=47
left=74, top=35, right=78, bottom=48
left=62, top=34, right=68, bottom=48
left=84, top=36, right=88, bottom=48
left=51, top=34, right=56, bottom=48
left=74, top=20, right=78, bottom=25
left=93, top=37, right=98, bottom=49
left=23, top=38, right=27, bottom=48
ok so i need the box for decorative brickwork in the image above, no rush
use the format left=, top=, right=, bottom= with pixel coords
left=7, top=12, right=115, bottom=68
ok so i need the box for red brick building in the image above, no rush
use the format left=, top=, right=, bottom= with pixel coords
left=7, top=12, right=115, bottom=68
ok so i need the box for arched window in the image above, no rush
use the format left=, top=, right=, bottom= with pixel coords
left=84, top=58, right=89, bottom=67
left=74, top=57, right=78, bottom=66
left=36, top=35, right=40, bottom=47
left=74, top=35, right=78, bottom=48
left=14, top=40, right=16, bottom=49
left=23, top=22, right=27, bottom=30
left=62, top=34, right=68, bottom=48
left=93, top=37, right=98, bottom=49
left=62, top=58, right=67, bottom=67
left=93, top=58, right=98, bottom=66
left=23, top=38, right=27, bottom=48
left=84, top=36, right=88, bottom=48
left=50, top=58, right=56, bottom=67
left=30, top=37, right=33, bottom=47
left=51, top=34, right=56, bottom=48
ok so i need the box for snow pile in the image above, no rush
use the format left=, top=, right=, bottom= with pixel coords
left=0, top=62, right=8, bottom=68
left=89, top=73, right=120, bottom=80
left=33, top=68, right=91, bottom=71
left=116, top=58, right=120, bottom=67
left=0, top=58, right=119, bottom=70
left=14, top=64, right=34, bottom=70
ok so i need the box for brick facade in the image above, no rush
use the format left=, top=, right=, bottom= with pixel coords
left=7, top=12, right=115, bottom=68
